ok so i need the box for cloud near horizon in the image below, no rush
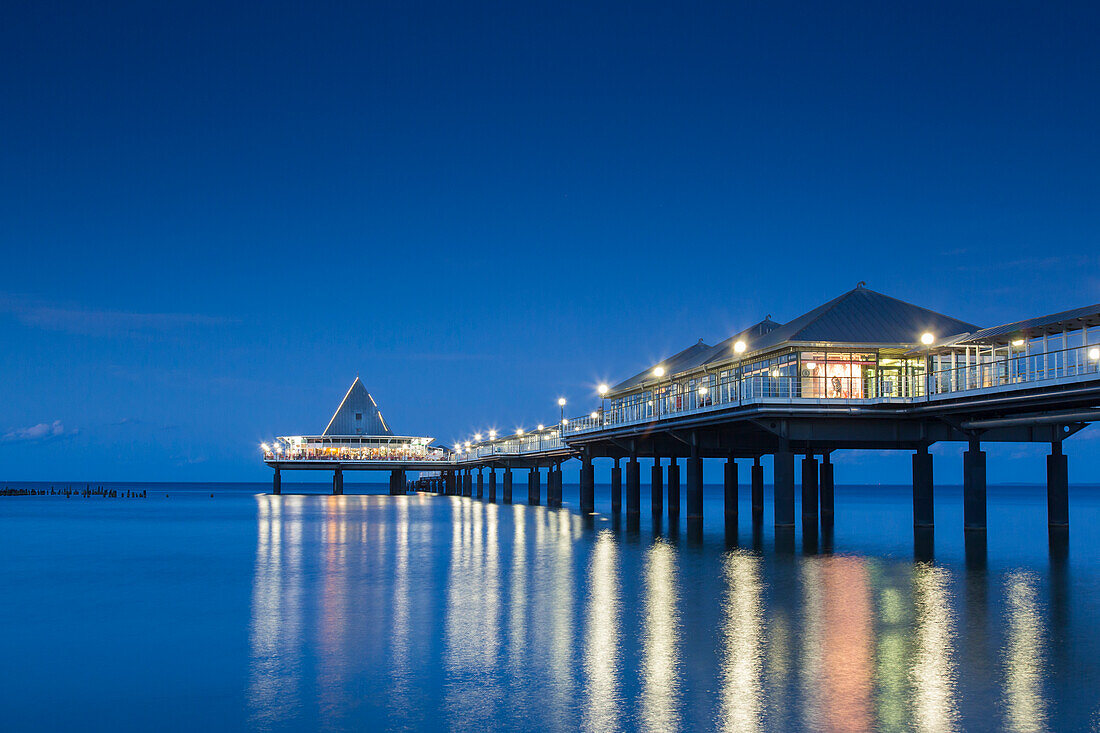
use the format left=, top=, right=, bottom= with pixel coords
left=2, top=420, right=71, bottom=442
left=0, top=293, right=235, bottom=337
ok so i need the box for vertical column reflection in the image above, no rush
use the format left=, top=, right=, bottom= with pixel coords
left=640, top=538, right=681, bottom=733
left=910, top=563, right=959, bottom=732
left=583, top=530, right=622, bottom=732
left=1002, top=570, right=1048, bottom=732
left=508, top=504, right=527, bottom=674
left=248, top=495, right=304, bottom=727
left=717, top=549, right=765, bottom=732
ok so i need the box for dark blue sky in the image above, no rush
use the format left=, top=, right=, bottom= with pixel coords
left=2, top=1, right=1098, bottom=483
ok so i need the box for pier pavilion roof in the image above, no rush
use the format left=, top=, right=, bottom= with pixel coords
left=957, top=303, right=1100, bottom=346
left=322, top=377, right=393, bottom=437
left=608, top=285, right=980, bottom=395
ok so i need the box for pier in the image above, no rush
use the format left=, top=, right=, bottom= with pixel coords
left=264, top=285, right=1100, bottom=537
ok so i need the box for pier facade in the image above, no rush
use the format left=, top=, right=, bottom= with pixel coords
left=263, top=285, right=1100, bottom=537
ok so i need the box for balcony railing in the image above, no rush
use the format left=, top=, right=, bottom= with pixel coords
left=564, top=342, right=1100, bottom=436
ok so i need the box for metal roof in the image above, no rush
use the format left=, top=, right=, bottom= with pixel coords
left=609, top=339, right=713, bottom=393
left=322, top=377, right=393, bottom=437
left=958, top=304, right=1100, bottom=345
left=607, top=286, right=981, bottom=394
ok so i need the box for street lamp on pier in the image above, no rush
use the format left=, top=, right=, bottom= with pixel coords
left=734, top=340, right=747, bottom=405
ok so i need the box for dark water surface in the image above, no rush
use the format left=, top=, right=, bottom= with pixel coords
left=2, top=481, right=1100, bottom=732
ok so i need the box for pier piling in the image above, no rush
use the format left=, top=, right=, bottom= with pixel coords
left=913, top=446, right=934, bottom=527
left=751, top=457, right=764, bottom=523
left=273, top=468, right=281, bottom=495
left=686, top=452, right=703, bottom=520
left=774, top=447, right=795, bottom=527
left=580, top=454, right=594, bottom=513
left=668, top=458, right=681, bottom=518
left=801, top=455, right=819, bottom=529
left=1047, top=440, right=1069, bottom=527
left=820, top=453, right=834, bottom=524
left=651, top=457, right=663, bottom=516
left=723, top=457, right=738, bottom=523
left=503, top=468, right=513, bottom=503
left=611, top=458, right=622, bottom=513
left=963, top=438, right=987, bottom=530
left=626, top=456, right=640, bottom=515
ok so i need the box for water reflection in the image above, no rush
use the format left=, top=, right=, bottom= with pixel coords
left=1002, top=570, right=1048, bottom=732
left=911, top=563, right=959, bottom=732
left=237, top=492, right=1084, bottom=731
left=641, top=538, right=681, bottom=732
left=717, top=550, right=764, bottom=732
left=582, top=530, right=621, bottom=732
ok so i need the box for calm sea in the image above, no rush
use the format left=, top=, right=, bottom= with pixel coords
left=2, top=481, right=1099, bottom=732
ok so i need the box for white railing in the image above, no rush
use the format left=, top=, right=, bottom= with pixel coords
left=563, top=342, right=1100, bottom=436
left=451, top=432, right=565, bottom=461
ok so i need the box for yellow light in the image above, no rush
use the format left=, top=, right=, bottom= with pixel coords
left=561, top=418, right=568, bottom=426
left=537, top=424, right=544, bottom=430
left=734, top=340, right=747, bottom=354
left=1090, top=347, right=1100, bottom=360
left=653, top=366, right=665, bottom=377
left=488, top=430, right=497, bottom=439
left=772, top=370, right=780, bottom=377
left=598, top=383, right=609, bottom=395
left=261, top=443, right=269, bottom=451
left=921, top=332, right=935, bottom=345
left=474, top=433, right=482, bottom=441
left=806, top=362, right=816, bottom=370
left=1012, top=339, right=1025, bottom=347
left=558, top=397, right=566, bottom=407
left=589, top=411, right=598, bottom=419
left=465, top=441, right=471, bottom=449
left=516, top=428, right=524, bottom=436
left=698, top=385, right=708, bottom=395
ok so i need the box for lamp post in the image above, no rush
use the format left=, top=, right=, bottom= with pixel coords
left=652, top=367, right=665, bottom=416
left=734, top=340, right=747, bottom=406
left=921, top=332, right=934, bottom=399
left=598, top=383, right=608, bottom=425
left=558, top=397, right=566, bottom=428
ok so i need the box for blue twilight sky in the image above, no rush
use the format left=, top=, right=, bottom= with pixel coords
left=2, top=1, right=1099, bottom=484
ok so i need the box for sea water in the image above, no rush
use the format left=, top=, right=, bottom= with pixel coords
left=1, top=481, right=1099, bottom=731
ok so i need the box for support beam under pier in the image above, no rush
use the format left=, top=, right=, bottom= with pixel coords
left=686, top=452, right=703, bottom=520
left=651, top=457, right=663, bottom=516
left=913, top=446, right=933, bottom=528
left=463, top=470, right=472, bottom=497
left=333, top=467, right=343, bottom=496
left=476, top=468, right=484, bottom=499
left=751, top=457, right=763, bottom=523
left=668, top=458, right=681, bottom=518
left=724, top=458, right=737, bottom=523
left=580, top=454, right=594, bottom=513
left=963, top=438, right=986, bottom=530
left=528, top=467, right=540, bottom=506
left=820, top=453, right=834, bottom=525
left=774, top=446, right=795, bottom=528
left=273, top=467, right=281, bottom=495
left=626, top=456, right=640, bottom=515
left=801, top=455, right=819, bottom=529
left=488, top=469, right=497, bottom=502
left=611, top=458, right=622, bottom=513
left=503, top=468, right=513, bottom=504
left=1047, top=441, right=1069, bottom=528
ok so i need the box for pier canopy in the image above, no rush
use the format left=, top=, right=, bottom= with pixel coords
left=262, top=378, right=444, bottom=462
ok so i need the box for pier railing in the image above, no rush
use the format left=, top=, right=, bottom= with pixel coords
left=563, top=342, right=1100, bottom=436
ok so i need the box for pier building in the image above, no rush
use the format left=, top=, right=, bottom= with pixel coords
left=263, top=285, right=1100, bottom=541
left=262, top=377, right=446, bottom=495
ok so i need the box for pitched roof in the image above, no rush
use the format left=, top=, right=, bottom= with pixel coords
left=322, top=377, right=393, bottom=436
left=609, top=339, right=712, bottom=393
left=959, top=303, right=1100, bottom=345
left=703, top=286, right=979, bottom=363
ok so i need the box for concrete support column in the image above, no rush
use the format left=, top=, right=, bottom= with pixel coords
left=651, top=457, right=664, bottom=516
left=476, top=468, right=484, bottom=499
left=668, top=458, right=681, bottom=518
left=528, top=468, right=541, bottom=506
left=333, top=467, right=343, bottom=496
left=463, top=470, right=472, bottom=497
left=820, top=453, right=835, bottom=524
left=488, top=469, right=497, bottom=502
left=686, top=453, right=703, bottom=520
left=913, top=446, right=934, bottom=528
left=445, top=471, right=456, bottom=496
left=549, top=464, right=562, bottom=507
left=963, top=438, right=987, bottom=530
left=626, top=456, right=640, bottom=515
left=611, top=458, right=622, bottom=513
left=503, top=468, right=513, bottom=504
left=723, top=458, right=738, bottom=522
left=801, top=455, right=819, bottom=528
left=751, top=457, right=764, bottom=523
left=273, top=467, right=281, bottom=495
left=1047, top=441, right=1069, bottom=527
left=580, top=454, right=595, bottom=513
left=773, top=446, right=795, bottom=528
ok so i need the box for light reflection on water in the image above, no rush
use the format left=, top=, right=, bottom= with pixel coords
left=215, top=489, right=1100, bottom=731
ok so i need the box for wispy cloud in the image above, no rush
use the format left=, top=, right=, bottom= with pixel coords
left=2, top=420, right=73, bottom=442
left=0, top=293, right=235, bottom=337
